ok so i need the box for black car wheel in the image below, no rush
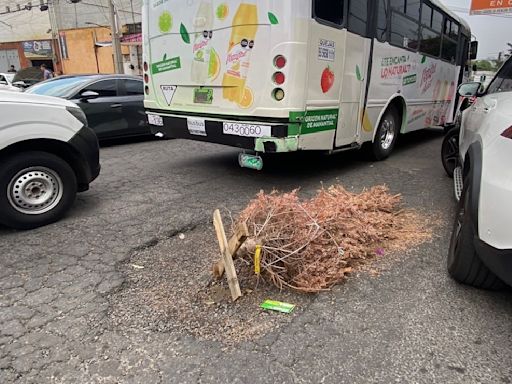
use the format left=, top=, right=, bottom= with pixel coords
left=441, top=128, right=460, bottom=178
left=0, top=151, right=77, bottom=230
left=447, top=182, right=504, bottom=289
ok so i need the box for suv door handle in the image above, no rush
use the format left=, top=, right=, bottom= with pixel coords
left=110, top=103, right=122, bottom=108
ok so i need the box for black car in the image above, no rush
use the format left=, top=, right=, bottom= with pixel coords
left=26, top=75, right=150, bottom=140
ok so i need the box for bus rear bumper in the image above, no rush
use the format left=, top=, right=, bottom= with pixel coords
left=148, top=113, right=299, bottom=153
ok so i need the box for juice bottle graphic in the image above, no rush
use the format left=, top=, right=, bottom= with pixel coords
left=433, top=80, right=442, bottom=124
left=440, top=80, right=452, bottom=125
left=222, top=1, right=258, bottom=105
left=438, top=80, right=449, bottom=125
left=191, top=0, right=214, bottom=83
left=426, top=80, right=441, bottom=126
left=444, top=80, right=456, bottom=123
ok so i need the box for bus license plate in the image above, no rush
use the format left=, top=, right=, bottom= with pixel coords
left=223, top=123, right=271, bottom=138
left=148, top=114, right=163, bottom=126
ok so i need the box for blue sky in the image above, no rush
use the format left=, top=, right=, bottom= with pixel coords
left=444, top=0, right=512, bottom=59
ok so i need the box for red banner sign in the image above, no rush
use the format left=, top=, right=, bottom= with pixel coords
left=470, top=0, right=512, bottom=15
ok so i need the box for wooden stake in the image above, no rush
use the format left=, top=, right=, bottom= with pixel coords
left=213, top=209, right=242, bottom=301
left=212, top=222, right=249, bottom=278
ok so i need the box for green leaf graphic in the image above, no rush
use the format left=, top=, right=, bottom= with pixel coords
left=421, top=55, right=427, bottom=64
left=180, top=23, right=190, bottom=44
left=356, top=65, right=362, bottom=81
left=268, top=12, right=279, bottom=25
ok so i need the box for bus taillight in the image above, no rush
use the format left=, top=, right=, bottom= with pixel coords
left=273, top=88, right=285, bottom=101
left=274, top=55, right=286, bottom=69
left=145, top=86, right=150, bottom=95
left=273, top=72, right=285, bottom=85
left=144, top=74, right=149, bottom=84
left=143, top=61, right=149, bottom=72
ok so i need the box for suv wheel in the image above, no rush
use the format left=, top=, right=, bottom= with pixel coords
left=0, top=151, right=77, bottom=230
left=447, top=181, right=504, bottom=289
left=441, top=128, right=460, bottom=178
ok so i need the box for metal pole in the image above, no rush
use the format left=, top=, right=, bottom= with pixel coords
left=108, top=0, right=124, bottom=74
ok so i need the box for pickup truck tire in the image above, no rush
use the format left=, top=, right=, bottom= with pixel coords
left=0, top=151, right=77, bottom=230
left=447, top=182, right=505, bottom=290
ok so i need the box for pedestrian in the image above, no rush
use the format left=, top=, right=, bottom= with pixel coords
left=40, top=64, right=53, bottom=80
left=7, top=65, right=16, bottom=73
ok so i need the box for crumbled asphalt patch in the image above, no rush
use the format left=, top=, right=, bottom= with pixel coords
left=107, top=224, right=314, bottom=344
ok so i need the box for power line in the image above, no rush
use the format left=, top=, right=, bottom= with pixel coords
left=0, top=0, right=141, bottom=17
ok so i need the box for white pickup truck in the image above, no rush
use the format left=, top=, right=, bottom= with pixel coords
left=0, top=91, right=100, bottom=229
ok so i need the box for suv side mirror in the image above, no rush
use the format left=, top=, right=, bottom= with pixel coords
left=80, top=90, right=100, bottom=100
left=458, top=82, right=482, bottom=97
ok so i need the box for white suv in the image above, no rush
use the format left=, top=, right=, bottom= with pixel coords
left=0, top=91, right=100, bottom=229
left=448, top=57, right=512, bottom=289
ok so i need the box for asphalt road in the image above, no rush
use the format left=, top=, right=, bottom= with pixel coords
left=1, top=131, right=511, bottom=383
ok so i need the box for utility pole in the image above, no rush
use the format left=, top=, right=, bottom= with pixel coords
left=49, top=0, right=64, bottom=73
left=108, top=0, right=124, bottom=74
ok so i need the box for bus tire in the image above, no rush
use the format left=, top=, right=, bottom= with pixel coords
left=371, top=107, right=400, bottom=161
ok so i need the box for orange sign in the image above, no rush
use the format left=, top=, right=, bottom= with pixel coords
left=470, top=0, right=512, bottom=14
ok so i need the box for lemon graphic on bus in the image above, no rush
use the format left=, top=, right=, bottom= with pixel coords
left=238, top=87, right=254, bottom=109
left=362, top=109, right=373, bottom=132
left=216, top=3, right=229, bottom=20
left=159, top=11, right=173, bottom=33
left=208, top=48, right=221, bottom=81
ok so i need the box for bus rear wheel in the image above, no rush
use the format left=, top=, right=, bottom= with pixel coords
left=370, top=107, right=400, bottom=161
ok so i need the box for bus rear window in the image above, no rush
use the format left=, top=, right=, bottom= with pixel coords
left=314, top=0, right=344, bottom=26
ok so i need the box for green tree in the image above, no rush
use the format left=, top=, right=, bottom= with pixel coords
left=474, top=60, right=494, bottom=71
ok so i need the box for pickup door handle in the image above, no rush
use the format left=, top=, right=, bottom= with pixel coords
left=110, top=103, right=122, bottom=108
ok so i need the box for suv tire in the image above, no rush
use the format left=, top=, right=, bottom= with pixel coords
left=447, top=181, right=505, bottom=289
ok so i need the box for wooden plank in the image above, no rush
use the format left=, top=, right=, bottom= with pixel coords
left=228, top=222, right=249, bottom=255
left=213, top=209, right=242, bottom=301
left=213, top=222, right=249, bottom=278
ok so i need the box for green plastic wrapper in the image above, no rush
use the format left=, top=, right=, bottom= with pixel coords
left=260, top=300, right=295, bottom=314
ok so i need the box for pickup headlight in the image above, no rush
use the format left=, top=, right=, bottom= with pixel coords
left=66, top=106, right=88, bottom=127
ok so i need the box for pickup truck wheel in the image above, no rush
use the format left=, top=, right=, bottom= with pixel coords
left=447, top=182, right=504, bottom=290
left=0, top=151, right=77, bottom=230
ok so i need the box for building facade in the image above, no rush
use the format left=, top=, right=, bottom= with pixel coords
left=0, top=0, right=142, bottom=74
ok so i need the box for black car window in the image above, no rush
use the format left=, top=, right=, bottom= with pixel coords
left=124, top=79, right=143, bottom=95
left=82, top=80, right=118, bottom=97
left=0, top=75, right=6, bottom=83
left=487, top=59, right=512, bottom=95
